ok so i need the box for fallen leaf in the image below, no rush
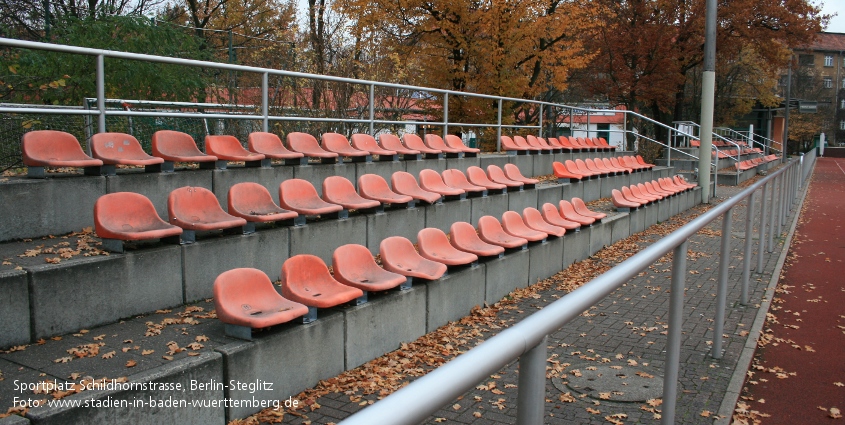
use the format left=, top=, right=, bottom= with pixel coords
left=125, top=360, right=137, bottom=368
left=101, top=351, right=116, bottom=359
left=831, top=407, right=842, bottom=419
left=142, top=350, right=154, bottom=356
left=700, top=410, right=711, bottom=417
left=586, top=407, right=601, bottom=415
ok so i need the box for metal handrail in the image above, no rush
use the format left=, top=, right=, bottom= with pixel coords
left=340, top=156, right=809, bottom=425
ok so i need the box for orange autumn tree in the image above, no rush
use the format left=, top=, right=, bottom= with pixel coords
left=579, top=0, right=824, bottom=149
left=337, top=0, right=604, bottom=145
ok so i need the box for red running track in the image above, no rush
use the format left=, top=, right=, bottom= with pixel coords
left=746, top=157, right=845, bottom=423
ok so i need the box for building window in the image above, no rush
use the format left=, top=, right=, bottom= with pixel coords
left=842, top=77, right=845, bottom=89
left=841, top=99, right=845, bottom=109
left=799, top=54, right=815, bottom=66
left=824, top=77, right=833, bottom=88
left=841, top=120, right=845, bottom=131
left=824, top=55, right=834, bottom=67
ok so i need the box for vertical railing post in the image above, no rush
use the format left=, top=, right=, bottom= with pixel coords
left=569, top=109, right=574, bottom=138
left=661, top=241, right=688, bottom=425
left=538, top=104, right=544, bottom=137
left=623, top=111, right=628, bottom=151
left=712, top=209, right=732, bottom=359
left=586, top=110, right=591, bottom=138
left=768, top=176, right=777, bottom=253
left=496, top=99, right=503, bottom=152
left=443, top=93, right=449, bottom=137
left=516, top=335, right=548, bottom=425
left=757, top=183, right=768, bottom=273
left=741, top=191, right=755, bottom=305
left=261, top=72, right=269, bottom=132
left=96, top=54, right=106, bottom=136
left=777, top=173, right=785, bottom=232
left=369, top=84, right=375, bottom=135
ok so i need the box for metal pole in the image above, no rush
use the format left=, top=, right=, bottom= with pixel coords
left=261, top=72, right=269, bottom=132
left=741, top=191, right=755, bottom=305
left=712, top=209, right=732, bottom=359
left=586, top=110, right=591, bottom=139
left=538, top=104, right=544, bottom=138
left=698, top=0, right=717, bottom=204
left=96, top=54, right=106, bottom=134
left=780, top=171, right=787, bottom=228
left=757, top=183, right=768, bottom=273
left=369, top=84, right=375, bottom=135
left=783, top=60, right=792, bottom=163
left=516, top=335, right=548, bottom=425
left=777, top=174, right=784, bottom=233
left=661, top=240, right=688, bottom=425
left=623, top=111, right=628, bottom=150
left=767, top=177, right=776, bottom=253
left=497, top=99, right=503, bottom=152
left=443, top=93, right=449, bottom=137
left=570, top=108, right=574, bottom=140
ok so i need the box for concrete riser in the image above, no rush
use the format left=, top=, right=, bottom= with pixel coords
left=15, top=182, right=704, bottom=425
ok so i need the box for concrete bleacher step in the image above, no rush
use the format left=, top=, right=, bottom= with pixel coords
left=0, top=183, right=702, bottom=425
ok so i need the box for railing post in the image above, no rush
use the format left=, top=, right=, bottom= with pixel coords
left=369, top=84, right=375, bottom=135
left=538, top=104, right=544, bottom=138
left=661, top=240, right=688, bottom=425
left=757, top=183, right=768, bottom=272
left=586, top=110, right=591, bottom=138
left=768, top=176, right=777, bottom=253
left=741, top=191, right=755, bottom=305
left=516, top=335, right=548, bottom=425
left=712, top=208, right=732, bottom=359
left=569, top=108, right=574, bottom=138
left=96, top=54, right=106, bottom=135
left=497, top=99, right=503, bottom=152
left=777, top=173, right=785, bottom=232
left=443, top=93, right=449, bottom=137
left=262, top=72, right=269, bottom=132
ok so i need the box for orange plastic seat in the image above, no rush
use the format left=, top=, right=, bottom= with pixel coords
left=636, top=155, right=654, bottom=168
left=513, top=136, right=542, bottom=154
left=419, top=169, right=466, bottom=199
left=612, top=189, right=640, bottom=210
left=536, top=137, right=561, bottom=153
left=351, top=133, right=398, bottom=161
left=675, top=175, right=697, bottom=189
left=500, top=136, right=528, bottom=155
left=248, top=132, right=305, bottom=165
left=380, top=236, right=447, bottom=280
left=597, top=137, right=616, bottom=150
left=168, top=186, right=247, bottom=242
left=504, top=163, right=539, bottom=186
left=540, top=203, right=581, bottom=231
left=442, top=169, right=487, bottom=197
left=417, top=228, right=478, bottom=266
left=333, top=244, right=409, bottom=295
left=486, top=165, right=524, bottom=189
left=574, top=159, right=601, bottom=178
left=450, top=221, right=505, bottom=258
left=477, top=215, right=528, bottom=249
left=286, top=132, right=339, bottom=163
left=525, top=135, right=555, bottom=153
left=228, top=182, right=300, bottom=232
left=90, top=132, right=163, bottom=175
left=205, top=135, right=265, bottom=169
left=424, top=134, right=463, bottom=157
left=359, top=174, right=415, bottom=207
left=279, top=179, right=346, bottom=218
left=658, top=177, right=684, bottom=194
left=571, top=197, right=607, bottom=220
left=586, top=158, right=613, bottom=175
left=621, top=186, right=648, bottom=205
left=402, top=134, right=442, bottom=158
left=214, top=268, right=309, bottom=339
left=621, top=156, right=646, bottom=171
left=522, top=207, right=566, bottom=237
left=557, top=137, right=582, bottom=152
left=152, top=130, right=217, bottom=172
left=630, top=184, right=659, bottom=203
left=445, top=135, right=480, bottom=156
left=322, top=133, right=371, bottom=162
left=547, top=137, right=573, bottom=152
left=379, top=134, right=421, bottom=159
left=22, top=130, right=103, bottom=178
left=575, top=137, right=596, bottom=151
left=558, top=200, right=596, bottom=226
left=553, top=161, right=583, bottom=182
left=280, top=254, right=364, bottom=321
left=466, top=166, right=507, bottom=193
left=501, top=211, right=547, bottom=242
left=637, top=183, right=664, bottom=200
left=561, top=160, right=589, bottom=179
left=646, top=181, right=672, bottom=197
left=322, top=176, right=382, bottom=212
left=602, top=157, right=628, bottom=174
left=94, top=192, right=182, bottom=252
left=610, top=157, right=633, bottom=173
left=391, top=171, right=442, bottom=204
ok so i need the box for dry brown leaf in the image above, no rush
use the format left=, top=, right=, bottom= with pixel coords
left=700, top=410, right=711, bottom=417
left=125, top=360, right=137, bottom=368
left=586, top=407, right=601, bottom=415
left=102, top=351, right=116, bottom=359
left=831, top=407, right=842, bottom=419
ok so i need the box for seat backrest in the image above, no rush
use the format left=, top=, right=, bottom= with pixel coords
left=504, top=163, right=537, bottom=183
left=466, top=166, right=496, bottom=185
left=214, top=267, right=285, bottom=314
left=513, top=136, right=531, bottom=149
left=500, top=135, right=521, bottom=150
left=424, top=134, right=450, bottom=150
left=152, top=130, right=204, bottom=157
left=168, top=186, right=225, bottom=220
left=501, top=210, right=545, bottom=239
left=206, top=135, right=252, bottom=156
left=322, top=132, right=363, bottom=154
left=350, top=134, right=382, bottom=152
left=445, top=135, right=467, bottom=150
left=90, top=132, right=151, bottom=161
left=402, top=134, right=437, bottom=152
left=287, top=132, right=332, bottom=154
left=228, top=182, right=277, bottom=211
left=379, top=236, right=447, bottom=279
left=95, top=192, right=166, bottom=232
left=358, top=173, right=392, bottom=194
left=442, top=169, right=473, bottom=189
left=279, top=178, right=322, bottom=204
left=419, top=168, right=461, bottom=193
left=322, top=175, right=361, bottom=202
left=379, top=133, right=411, bottom=152
left=417, top=227, right=478, bottom=265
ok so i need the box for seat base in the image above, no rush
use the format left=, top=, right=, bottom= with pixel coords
left=27, top=166, right=101, bottom=178
left=355, top=292, right=368, bottom=305
left=402, top=153, right=422, bottom=161
left=444, top=152, right=463, bottom=159
left=321, top=157, right=338, bottom=164
left=488, top=188, right=506, bottom=195
left=445, top=193, right=467, bottom=201
left=557, top=178, right=576, bottom=184
left=400, top=276, right=413, bottom=290
left=465, top=190, right=487, bottom=199
left=350, top=155, right=372, bottom=163
left=378, top=154, right=399, bottom=162
left=224, top=324, right=254, bottom=340
left=423, top=152, right=443, bottom=159
left=463, top=152, right=478, bottom=158
left=302, top=307, right=318, bottom=324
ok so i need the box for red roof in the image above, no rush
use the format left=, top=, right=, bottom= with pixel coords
left=804, top=32, right=845, bottom=51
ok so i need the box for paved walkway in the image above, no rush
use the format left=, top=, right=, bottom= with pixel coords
left=737, top=157, right=845, bottom=424
left=234, top=166, right=804, bottom=425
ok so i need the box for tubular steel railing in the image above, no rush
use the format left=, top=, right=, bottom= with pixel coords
left=339, top=155, right=811, bottom=425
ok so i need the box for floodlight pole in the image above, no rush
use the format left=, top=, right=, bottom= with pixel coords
left=697, top=0, right=717, bottom=203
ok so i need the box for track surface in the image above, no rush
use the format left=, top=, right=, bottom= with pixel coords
left=746, top=157, right=845, bottom=423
